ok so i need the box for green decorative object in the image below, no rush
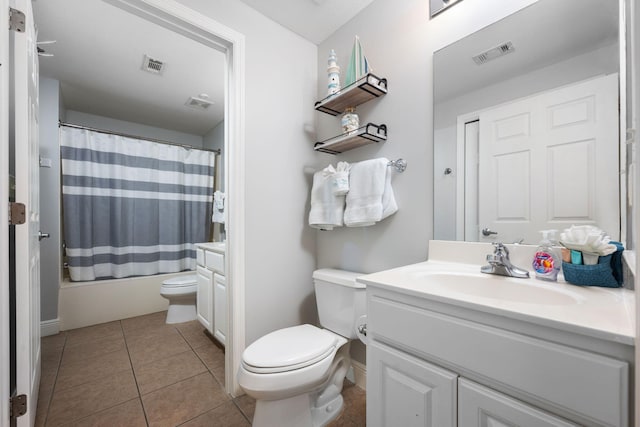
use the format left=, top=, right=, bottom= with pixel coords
left=345, top=35, right=371, bottom=86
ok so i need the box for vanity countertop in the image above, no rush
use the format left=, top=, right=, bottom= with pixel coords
left=196, top=241, right=226, bottom=253
left=358, top=243, right=635, bottom=346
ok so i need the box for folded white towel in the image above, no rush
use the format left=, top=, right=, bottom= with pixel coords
left=344, top=158, right=397, bottom=227
left=309, top=167, right=345, bottom=230
left=212, top=191, right=225, bottom=224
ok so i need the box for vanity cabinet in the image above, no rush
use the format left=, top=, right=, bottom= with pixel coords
left=195, top=243, right=226, bottom=346
left=458, top=379, right=578, bottom=427
left=213, top=273, right=227, bottom=345
left=196, top=265, right=213, bottom=331
left=364, top=285, right=632, bottom=427
left=368, top=341, right=457, bottom=426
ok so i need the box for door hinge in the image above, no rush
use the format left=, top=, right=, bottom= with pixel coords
left=9, top=202, right=26, bottom=225
left=10, top=394, right=27, bottom=419
left=9, top=7, right=25, bottom=32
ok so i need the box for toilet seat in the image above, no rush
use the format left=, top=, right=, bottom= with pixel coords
left=162, top=274, right=197, bottom=288
left=242, top=325, right=338, bottom=374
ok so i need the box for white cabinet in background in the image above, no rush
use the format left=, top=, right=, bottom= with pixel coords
left=213, top=273, right=227, bottom=346
left=196, top=266, right=212, bottom=332
left=195, top=242, right=226, bottom=347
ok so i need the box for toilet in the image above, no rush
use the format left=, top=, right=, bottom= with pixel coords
left=238, top=269, right=366, bottom=427
left=160, top=274, right=198, bottom=324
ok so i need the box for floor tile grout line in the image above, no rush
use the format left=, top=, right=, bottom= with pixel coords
left=40, top=332, right=67, bottom=427
left=231, top=398, right=253, bottom=425
left=120, top=320, right=151, bottom=427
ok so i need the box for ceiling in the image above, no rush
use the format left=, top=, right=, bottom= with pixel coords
left=433, top=0, right=619, bottom=104
left=32, top=0, right=373, bottom=137
left=237, top=0, right=375, bottom=45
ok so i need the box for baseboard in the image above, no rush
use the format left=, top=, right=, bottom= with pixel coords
left=351, top=359, right=366, bottom=390
left=40, top=318, right=60, bottom=337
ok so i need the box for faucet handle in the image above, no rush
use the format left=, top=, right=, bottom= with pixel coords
left=492, top=242, right=509, bottom=256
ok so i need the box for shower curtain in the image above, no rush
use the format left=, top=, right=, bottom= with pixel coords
left=60, top=126, right=215, bottom=281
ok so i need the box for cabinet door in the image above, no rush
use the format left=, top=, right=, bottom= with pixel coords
left=367, top=341, right=457, bottom=427
left=196, top=266, right=213, bottom=333
left=458, top=379, right=579, bottom=427
left=213, top=273, right=227, bottom=346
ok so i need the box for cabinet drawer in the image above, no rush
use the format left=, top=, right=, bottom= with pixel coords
left=369, top=295, right=628, bottom=427
left=459, top=379, right=578, bottom=426
left=205, top=250, right=224, bottom=273
left=196, top=248, right=205, bottom=266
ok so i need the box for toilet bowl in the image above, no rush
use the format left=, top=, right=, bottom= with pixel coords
left=160, top=274, right=197, bottom=324
left=238, top=269, right=366, bottom=427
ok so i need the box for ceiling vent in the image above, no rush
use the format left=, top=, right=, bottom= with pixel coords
left=185, top=94, right=214, bottom=110
left=141, top=55, right=165, bottom=75
left=472, top=41, right=515, bottom=65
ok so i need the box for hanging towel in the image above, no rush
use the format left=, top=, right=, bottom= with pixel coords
left=332, top=161, right=351, bottom=196
left=309, top=166, right=345, bottom=230
left=344, top=158, right=397, bottom=227
left=212, top=191, right=225, bottom=223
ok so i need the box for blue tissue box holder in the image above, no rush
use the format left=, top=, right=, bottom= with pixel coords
left=561, top=242, right=624, bottom=288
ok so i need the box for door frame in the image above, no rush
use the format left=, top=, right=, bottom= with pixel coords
left=105, top=0, right=246, bottom=396
left=1, top=0, right=11, bottom=422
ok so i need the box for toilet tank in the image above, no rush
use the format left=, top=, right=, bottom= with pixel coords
left=313, top=269, right=366, bottom=339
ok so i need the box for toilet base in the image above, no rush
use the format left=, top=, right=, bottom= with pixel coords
left=253, top=393, right=343, bottom=427
left=249, top=343, right=351, bottom=427
left=165, top=301, right=197, bottom=324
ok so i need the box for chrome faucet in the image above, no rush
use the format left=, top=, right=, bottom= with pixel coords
left=481, top=242, right=530, bottom=278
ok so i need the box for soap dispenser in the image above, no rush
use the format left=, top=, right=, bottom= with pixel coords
left=532, top=230, right=560, bottom=281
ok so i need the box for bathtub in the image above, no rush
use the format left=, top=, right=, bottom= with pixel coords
left=58, top=271, right=194, bottom=330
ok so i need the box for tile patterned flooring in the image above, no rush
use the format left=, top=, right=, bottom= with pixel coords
left=36, top=311, right=366, bottom=426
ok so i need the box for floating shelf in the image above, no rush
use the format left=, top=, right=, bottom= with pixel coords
left=314, top=123, right=387, bottom=154
left=315, top=73, right=388, bottom=116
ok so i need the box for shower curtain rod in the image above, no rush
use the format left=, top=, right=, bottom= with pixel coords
left=59, top=121, right=221, bottom=155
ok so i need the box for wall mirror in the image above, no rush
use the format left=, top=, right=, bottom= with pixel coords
left=433, top=0, right=624, bottom=244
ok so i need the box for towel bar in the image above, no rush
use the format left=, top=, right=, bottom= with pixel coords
left=388, top=158, right=407, bottom=172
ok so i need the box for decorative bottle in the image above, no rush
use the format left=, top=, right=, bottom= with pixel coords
left=327, top=49, right=340, bottom=96
left=341, top=107, right=359, bottom=134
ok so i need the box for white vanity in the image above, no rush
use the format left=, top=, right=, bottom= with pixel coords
left=195, top=242, right=227, bottom=346
left=358, top=241, right=635, bottom=427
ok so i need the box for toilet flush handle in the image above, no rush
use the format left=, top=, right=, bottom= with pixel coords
left=357, top=323, right=367, bottom=337
left=38, top=231, right=50, bottom=241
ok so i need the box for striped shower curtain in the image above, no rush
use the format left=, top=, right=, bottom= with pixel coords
left=60, top=126, right=215, bottom=281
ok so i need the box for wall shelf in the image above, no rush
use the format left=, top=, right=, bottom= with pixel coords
left=315, top=73, right=388, bottom=116
left=314, top=123, right=387, bottom=154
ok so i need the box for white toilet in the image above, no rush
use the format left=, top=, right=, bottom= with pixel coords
left=160, top=274, right=198, bottom=324
left=238, top=269, right=366, bottom=427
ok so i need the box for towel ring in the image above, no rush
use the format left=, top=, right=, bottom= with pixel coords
left=388, top=158, right=407, bottom=173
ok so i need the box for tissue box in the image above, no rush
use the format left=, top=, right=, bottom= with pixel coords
left=562, top=242, right=624, bottom=288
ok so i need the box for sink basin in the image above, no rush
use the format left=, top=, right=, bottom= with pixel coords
left=417, top=271, right=582, bottom=306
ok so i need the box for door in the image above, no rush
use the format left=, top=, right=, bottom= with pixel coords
left=367, top=341, right=457, bottom=427
left=458, top=379, right=578, bottom=427
left=478, top=74, right=619, bottom=243
left=10, top=1, right=41, bottom=425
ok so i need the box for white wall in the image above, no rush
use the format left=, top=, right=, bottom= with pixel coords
left=434, top=43, right=618, bottom=130
left=38, top=78, right=62, bottom=323
left=317, top=0, right=539, bottom=362
left=433, top=125, right=456, bottom=240
left=65, top=110, right=204, bottom=147
left=204, top=121, right=224, bottom=190
left=176, top=0, right=319, bottom=345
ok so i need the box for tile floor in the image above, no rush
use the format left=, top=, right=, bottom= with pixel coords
left=36, top=311, right=366, bottom=426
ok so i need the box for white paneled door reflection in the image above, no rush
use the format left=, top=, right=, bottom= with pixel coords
left=475, top=74, right=619, bottom=244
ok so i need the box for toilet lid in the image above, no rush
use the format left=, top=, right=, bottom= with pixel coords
left=242, top=325, right=338, bottom=372
left=163, top=274, right=197, bottom=287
